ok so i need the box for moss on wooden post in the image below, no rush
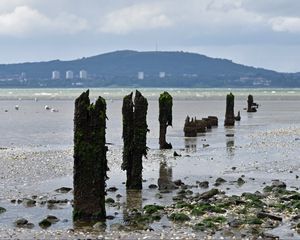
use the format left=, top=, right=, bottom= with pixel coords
left=224, top=92, right=235, bottom=126
left=121, top=92, right=134, bottom=188
left=122, top=90, right=148, bottom=189
left=73, top=90, right=108, bottom=221
left=159, top=92, right=173, bottom=149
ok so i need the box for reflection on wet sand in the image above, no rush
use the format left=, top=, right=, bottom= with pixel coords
left=123, top=189, right=142, bottom=223
left=73, top=218, right=107, bottom=232
left=184, top=137, right=197, bottom=152
left=226, top=137, right=235, bottom=157
left=158, top=161, right=176, bottom=191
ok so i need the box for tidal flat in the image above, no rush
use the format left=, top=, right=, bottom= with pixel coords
left=1, top=88, right=300, bottom=239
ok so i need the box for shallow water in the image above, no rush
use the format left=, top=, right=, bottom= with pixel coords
left=1, top=88, right=300, bottom=238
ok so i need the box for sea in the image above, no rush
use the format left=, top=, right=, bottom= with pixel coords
left=0, top=87, right=300, bottom=148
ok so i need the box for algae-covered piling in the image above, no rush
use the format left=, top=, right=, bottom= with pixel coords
left=73, top=90, right=108, bottom=221
left=159, top=92, right=173, bottom=149
left=224, top=92, right=235, bottom=126
left=122, top=90, right=148, bottom=189
left=247, top=94, right=257, bottom=112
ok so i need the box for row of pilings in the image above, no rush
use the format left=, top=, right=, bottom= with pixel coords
left=73, top=90, right=173, bottom=221
left=73, top=90, right=257, bottom=221
left=224, top=93, right=258, bottom=126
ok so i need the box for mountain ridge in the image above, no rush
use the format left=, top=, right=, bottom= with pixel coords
left=0, top=50, right=298, bottom=87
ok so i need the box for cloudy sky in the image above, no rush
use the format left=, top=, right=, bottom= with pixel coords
left=0, top=0, right=299, bottom=72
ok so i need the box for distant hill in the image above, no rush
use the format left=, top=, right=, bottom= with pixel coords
left=0, top=50, right=299, bottom=87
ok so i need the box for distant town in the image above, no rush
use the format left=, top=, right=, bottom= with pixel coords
left=0, top=50, right=299, bottom=88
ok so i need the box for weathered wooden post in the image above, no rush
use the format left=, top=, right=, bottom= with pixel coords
left=122, top=92, right=134, bottom=189
left=122, top=90, right=148, bottom=189
left=235, top=111, right=241, bottom=121
left=159, top=92, right=173, bottom=149
left=224, top=92, right=235, bottom=126
left=73, top=90, right=108, bottom=221
left=247, top=94, right=257, bottom=112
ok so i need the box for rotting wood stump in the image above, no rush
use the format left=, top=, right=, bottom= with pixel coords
left=73, top=90, right=108, bottom=221
left=224, top=92, right=235, bottom=126
left=159, top=92, right=173, bottom=149
left=247, top=94, right=258, bottom=112
left=122, top=90, right=148, bottom=190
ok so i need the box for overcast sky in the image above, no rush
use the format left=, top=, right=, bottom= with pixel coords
left=0, top=0, right=299, bottom=72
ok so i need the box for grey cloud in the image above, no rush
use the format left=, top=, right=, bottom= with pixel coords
left=0, top=0, right=299, bottom=71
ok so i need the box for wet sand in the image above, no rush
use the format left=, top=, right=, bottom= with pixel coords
left=1, top=94, right=300, bottom=238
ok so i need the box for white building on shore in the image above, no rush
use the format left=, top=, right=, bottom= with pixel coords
left=79, top=70, right=87, bottom=79
left=138, top=71, right=144, bottom=80
left=159, top=72, right=166, bottom=78
left=66, top=70, right=74, bottom=79
left=52, top=71, right=60, bottom=80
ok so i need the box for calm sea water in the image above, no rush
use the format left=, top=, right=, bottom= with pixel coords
left=0, top=88, right=300, bottom=149
left=0, top=87, right=300, bottom=101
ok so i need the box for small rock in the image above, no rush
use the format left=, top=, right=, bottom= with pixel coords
left=93, top=222, right=106, bottom=230
left=203, top=144, right=209, bottom=148
left=228, top=219, right=242, bottom=228
left=173, top=179, right=184, bottom=186
left=47, top=199, right=68, bottom=204
left=0, top=207, right=6, bottom=214
left=260, top=232, right=280, bottom=240
left=215, top=177, right=226, bottom=186
left=271, top=180, right=286, bottom=189
left=173, top=151, right=181, bottom=157
left=23, top=199, right=36, bottom=207
left=14, top=218, right=28, bottom=227
left=105, top=198, right=115, bottom=204
left=55, top=187, right=72, bottom=193
left=107, top=187, right=118, bottom=192
left=198, top=181, right=209, bottom=188
left=257, top=212, right=282, bottom=221
left=39, top=219, right=52, bottom=229
left=172, top=196, right=183, bottom=201
left=106, top=215, right=115, bottom=220
left=148, top=184, right=158, bottom=189
left=226, top=134, right=234, bottom=137
left=237, top=177, right=246, bottom=186
left=155, top=193, right=163, bottom=199
left=198, top=188, right=219, bottom=200
left=116, top=194, right=122, bottom=198
left=186, top=190, right=193, bottom=195
left=46, top=215, right=59, bottom=224
left=232, top=167, right=236, bottom=170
